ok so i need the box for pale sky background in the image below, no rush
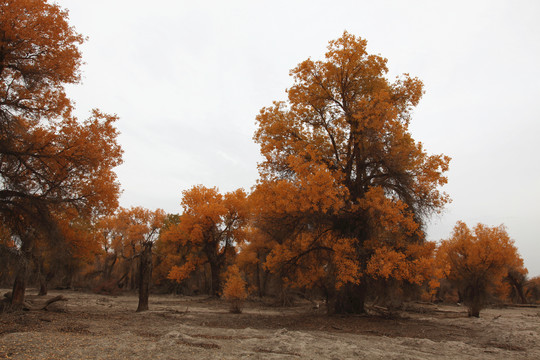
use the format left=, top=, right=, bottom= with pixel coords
left=56, top=0, right=540, bottom=276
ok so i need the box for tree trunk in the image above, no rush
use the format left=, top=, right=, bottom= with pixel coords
left=516, top=284, right=527, bottom=305
left=11, top=262, right=28, bottom=309
left=330, top=283, right=367, bottom=314
left=464, top=282, right=485, bottom=318
left=256, top=262, right=267, bottom=298
left=38, top=275, right=48, bottom=296
left=210, top=261, right=221, bottom=297
left=62, top=266, right=74, bottom=290
left=104, top=254, right=117, bottom=280
left=37, top=260, right=48, bottom=296
left=11, top=236, right=33, bottom=309
left=130, top=261, right=137, bottom=291
left=468, top=302, right=481, bottom=317
left=136, top=243, right=152, bottom=312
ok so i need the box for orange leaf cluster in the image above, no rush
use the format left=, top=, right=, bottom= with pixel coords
left=222, top=265, right=248, bottom=301
left=161, top=186, right=248, bottom=295
left=437, top=221, right=525, bottom=284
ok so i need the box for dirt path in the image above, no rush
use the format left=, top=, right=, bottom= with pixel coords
left=1, top=290, right=539, bottom=359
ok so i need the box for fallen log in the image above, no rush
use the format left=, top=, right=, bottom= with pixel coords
left=24, top=295, right=68, bottom=311
left=1, top=292, right=68, bottom=311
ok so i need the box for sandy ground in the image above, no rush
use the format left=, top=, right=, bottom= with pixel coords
left=1, top=289, right=539, bottom=359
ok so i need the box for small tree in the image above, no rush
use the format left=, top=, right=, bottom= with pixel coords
left=163, top=186, right=248, bottom=296
left=504, top=267, right=528, bottom=304
left=222, top=265, right=247, bottom=313
left=437, top=221, right=525, bottom=317
left=93, top=207, right=165, bottom=310
left=119, top=207, right=165, bottom=312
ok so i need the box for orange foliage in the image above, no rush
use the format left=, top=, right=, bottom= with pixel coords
left=251, top=32, right=450, bottom=312
left=0, top=1, right=122, bottom=245
left=436, top=221, right=526, bottom=316
left=0, top=0, right=84, bottom=121
left=153, top=214, right=182, bottom=285
left=92, top=207, right=165, bottom=292
left=161, top=186, right=249, bottom=295
left=222, top=265, right=248, bottom=313
left=366, top=242, right=437, bottom=286
left=97, top=207, right=165, bottom=260
left=1, top=1, right=123, bottom=304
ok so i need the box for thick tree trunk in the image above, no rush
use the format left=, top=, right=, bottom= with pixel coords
left=464, top=283, right=485, bottom=318
left=330, top=283, right=367, bottom=314
left=11, top=236, right=33, bottom=309
left=468, top=306, right=480, bottom=317
left=256, top=253, right=269, bottom=298
left=256, top=262, right=267, bottom=298
left=136, top=243, right=152, bottom=312
left=11, top=262, right=28, bottom=309
left=210, top=261, right=221, bottom=297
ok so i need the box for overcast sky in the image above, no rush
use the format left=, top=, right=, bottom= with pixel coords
left=55, top=0, right=540, bottom=276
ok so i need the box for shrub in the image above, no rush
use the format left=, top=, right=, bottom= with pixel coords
left=222, top=265, right=247, bottom=313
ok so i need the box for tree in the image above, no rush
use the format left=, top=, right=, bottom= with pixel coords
left=525, top=276, right=540, bottom=304
left=95, top=207, right=165, bottom=311
left=123, top=207, right=166, bottom=312
left=0, top=0, right=123, bottom=307
left=503, top=266, right=528, bottom=304
left=437, top=221, right=526, bottom=317
left=163, top=186, right=248, bottom=296
left=252, top=32, right=450, bottom=313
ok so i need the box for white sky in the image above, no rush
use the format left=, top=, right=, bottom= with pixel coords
left=56, top=0, right=540, bottom=276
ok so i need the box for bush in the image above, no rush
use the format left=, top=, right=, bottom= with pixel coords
left=222, top=265, right=247, bottom=313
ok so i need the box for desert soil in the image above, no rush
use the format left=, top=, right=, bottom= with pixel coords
left=1, top=289, right=539, bottom=359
